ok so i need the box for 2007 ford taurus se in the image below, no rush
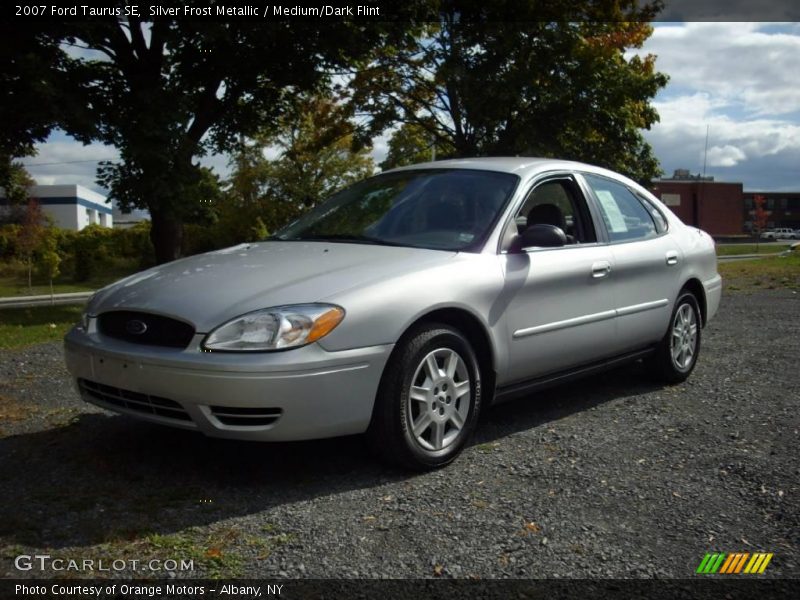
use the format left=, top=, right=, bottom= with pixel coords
left=65, top=158, right=721, bottom=469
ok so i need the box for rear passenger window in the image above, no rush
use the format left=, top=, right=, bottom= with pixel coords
left=583, top=174, right=658, bottom=242
left=639, top=196, right=668, bottom=233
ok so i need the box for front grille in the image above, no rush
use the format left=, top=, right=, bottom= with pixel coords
left=209, top=405, right=283, bottom=427
left=97, top=311, right=195, bottom=349
left=79, top=378, right=191, bottom=422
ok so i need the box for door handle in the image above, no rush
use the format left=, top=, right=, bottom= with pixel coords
left=665, top=251, right=679, bottom=266
left=592, top=261, right=612, bottom=278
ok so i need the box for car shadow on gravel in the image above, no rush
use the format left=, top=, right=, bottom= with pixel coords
left=474, top=361, right=662, bottom=443
left=0, top=362, right=664, bottom=550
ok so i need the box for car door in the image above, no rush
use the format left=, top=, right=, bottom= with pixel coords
left=499, top=175, right=618, bottom=384
left=579, top=172, right=681, bottom=352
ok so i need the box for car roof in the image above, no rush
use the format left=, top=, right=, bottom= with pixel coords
left=383, top=157, right=616, bottom=179
left=381, top=157, right=657, bottom=206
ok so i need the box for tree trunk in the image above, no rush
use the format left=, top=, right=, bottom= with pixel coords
left=149, top=209, right=184, bottom=264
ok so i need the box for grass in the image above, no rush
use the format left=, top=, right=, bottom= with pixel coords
left=0, top=260, right=140, bottom=298
left=716, top=243, right=792, bottom=256
left=0, top=305, right=83, bottom=349
left=718, top=253, right=800, bottom=292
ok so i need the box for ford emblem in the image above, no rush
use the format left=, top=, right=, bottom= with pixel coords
left=125, top=319, right=148, bottom=335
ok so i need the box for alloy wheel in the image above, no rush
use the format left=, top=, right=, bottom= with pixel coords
left=406, top=348, right=471, bottom=451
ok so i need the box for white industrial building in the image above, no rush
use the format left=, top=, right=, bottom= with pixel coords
left=0, top=184, right=113, bottom=230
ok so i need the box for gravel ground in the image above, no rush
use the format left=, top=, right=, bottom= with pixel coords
left=0, top=289, right=798, bottom=580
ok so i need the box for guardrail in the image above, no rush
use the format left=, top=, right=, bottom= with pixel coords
left=0, top=291, right=93, bottom=309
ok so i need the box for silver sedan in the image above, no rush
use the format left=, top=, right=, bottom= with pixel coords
left=64, top=158, right=721, bottom=469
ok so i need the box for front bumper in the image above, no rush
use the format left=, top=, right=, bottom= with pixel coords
left=64, top=326, right=393, bottom=441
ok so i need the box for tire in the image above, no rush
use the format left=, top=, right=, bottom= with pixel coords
left=648, top=291, right=702, bottom=384
left=367, top=323, right=482, bottom=470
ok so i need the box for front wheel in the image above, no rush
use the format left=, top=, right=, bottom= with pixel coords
left=367, top=324, right=482, bottom=470
left=648, top=291, right=702, bottom=384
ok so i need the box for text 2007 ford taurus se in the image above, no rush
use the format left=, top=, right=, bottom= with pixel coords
left=65, top=158, right=721, bottom=469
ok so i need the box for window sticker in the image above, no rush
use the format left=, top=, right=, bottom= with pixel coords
left=595, top=190, right=628, bottom=232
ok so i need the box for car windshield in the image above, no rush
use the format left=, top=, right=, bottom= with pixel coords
left=273, top=169, right=519, bottom=251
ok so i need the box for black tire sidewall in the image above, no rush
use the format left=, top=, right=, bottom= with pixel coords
left=374, top=324, right=482, bottom=469
left=658, top=292, right=702, bottom=381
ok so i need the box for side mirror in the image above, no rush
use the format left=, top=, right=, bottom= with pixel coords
left=510, top=224, right=567, bottom=252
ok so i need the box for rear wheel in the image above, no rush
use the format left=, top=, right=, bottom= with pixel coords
left=367, top=324, right=482, bottom=470
left=648, top=291, right=701, bottom=383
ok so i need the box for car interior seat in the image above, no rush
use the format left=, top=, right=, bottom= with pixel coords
left=526, top=203, right=575, bottom=243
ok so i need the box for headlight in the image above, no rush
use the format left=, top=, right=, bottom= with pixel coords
left=202, top=304, right=345, bottom=352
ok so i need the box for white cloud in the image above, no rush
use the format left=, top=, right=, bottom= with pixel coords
left=370, top=131, right=392, bottom=167
left=634, top=24, right=800, bottom=189
left=635, top=23, right=800, bottom=116
left=705, top=144, right=746, bottom=167
left=22, top=136, right=118, bottom=194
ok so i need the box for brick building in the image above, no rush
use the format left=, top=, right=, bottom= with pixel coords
left=742, top=192, right=800, bottom=232
left=650, top=170, right=743, bottom=236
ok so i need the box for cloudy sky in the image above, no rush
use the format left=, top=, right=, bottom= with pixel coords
left=22, top=22, right=800, bottom=197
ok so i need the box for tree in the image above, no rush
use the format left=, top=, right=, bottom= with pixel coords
left=0, top=163, right=36, bottom=224
left=16, top=200, right=46, bottom=291
left=43, top=10, right=416, bottom=263
left=0, top=22, right=68, bottom=189
left=380, top=122, right=455, bottom=170
left=259, top=94, right=376, bottom=209
left=35, top=227, right=62, bottom=300
left=221, top=93, right=375, bottom=242
left=351, top=0, right=668, bottom=183
left=753, top=194, right=768, bottom=250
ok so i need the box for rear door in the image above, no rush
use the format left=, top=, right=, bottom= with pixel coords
left=579, top=172, right=681, bottom=352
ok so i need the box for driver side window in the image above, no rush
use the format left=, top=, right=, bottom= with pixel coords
left=514, top=178, right=597, bottom=245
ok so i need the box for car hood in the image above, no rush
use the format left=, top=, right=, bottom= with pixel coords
left=88, top=241, right=456, bottom=332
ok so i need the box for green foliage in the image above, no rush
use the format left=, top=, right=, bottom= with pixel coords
left=34, top=227, right=61, bottom=282
left=72, top=224, right=112, bottom=282
left=181, top=223, right=219, bottom=257
left=0, top=163, right=36, bottom=210
left=40, top=17, right=412, bottom=263
left=16, top=201, right=46, bottom=260
left=381, top=123, right=455, bottom=170
left=250, top=217, right=268, bottom=241
left=351, top=1, right=668, bottom=183
left=261, top=95, right=376, bottom=209
left=0, top=225, right=21, bottom=259
left=220, top=93, right=376, bottom=242
left=0, top=305, right=83, bottom=350
left=1, top=220, right=156, bottom=288
left=16, top=200, right=47, bottom=290
left=0, top=22, right=66, bottom=188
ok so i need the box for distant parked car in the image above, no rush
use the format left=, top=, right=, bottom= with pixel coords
left=64, top=158, right=721, bottom=469
left=761, top=228, right=796, bottom=240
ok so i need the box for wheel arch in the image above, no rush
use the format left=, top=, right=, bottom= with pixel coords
left=681, top=277, right=707, bottom=326
left=388, top=307, right=498, bottom=405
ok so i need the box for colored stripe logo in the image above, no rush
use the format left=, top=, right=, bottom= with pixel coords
left=696, top=552, right=773, bottom=574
